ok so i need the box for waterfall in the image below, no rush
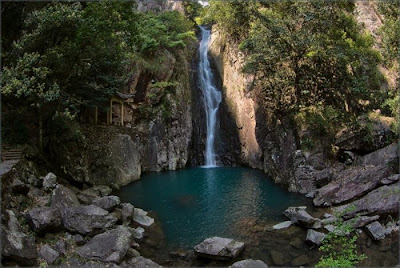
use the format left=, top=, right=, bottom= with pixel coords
left=198, top=26, right=222, bottom=167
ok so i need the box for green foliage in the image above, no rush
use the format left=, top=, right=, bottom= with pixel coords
left=316, top=208, right=366, bottom=268
left=378, top=1, right=399, bottom=68
left=182, top=0, right=203, bottom=23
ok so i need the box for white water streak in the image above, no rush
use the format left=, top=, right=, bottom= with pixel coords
left=198, top=26, right=222, bottom=167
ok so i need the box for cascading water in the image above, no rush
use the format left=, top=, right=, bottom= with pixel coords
left=198, top=26, right=222, bottom=167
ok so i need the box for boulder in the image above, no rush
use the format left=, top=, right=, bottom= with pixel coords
left=74, top=234, right=86, bottom=245
left=194, top=237, right=245, bottom=260
left=313, top=165, right=392, bottom=207
left=77, top=189, right=100, bottom=205
left=314, top=168, right=333, bottom=188
left=305, top=229, right=326, bottom=246
left=43, top=172, right=57, bottom=191
left=39, top=244, right=59, bottom=265
left=76, top=226, right=134, bottom=263
left=283, top=206, right=318, bottom=228
left=231, top=259, right=268, bottom=268
left=92, top=196, right=121, bottom=211
left=365, top=221, right=386, bottom=240
left=294, top=165, right=317, bottom=194
left=380, top=174, right=400, bottom=185
left=1, top=211, right=37, bottom=265
left=121, top=203, right=135, bottom=224
left=334, top=182, right=400, bottom=218
left=357, top=142, right=398, bottom=167
left=51, top=185, right=80, bottom=210
left=121, top=256, right=162, bottom=267
left=91, top=185, right=113, bottom=197
left=272, top=221, right=292, bottom=230
left=343, top=215, right=380, bottom=228
left=61, top=205, right=118, bottom=235
left=133, top=208, right=154, bottom=227
left=130, top=226, right=145, bottom=239
left=25, top=207, right=63, bottom=234
left=55, top=239, right=68, bottom=255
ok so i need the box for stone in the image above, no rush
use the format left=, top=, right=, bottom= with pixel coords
left=231, top=259, right=268, bottom=268
left=283, top=206, right=318, bottom=228
left=313, top=165, right=392, bottom=207
left=270, top=250, right=285, bottom=265
left=61, top=205, right=118, bottom=235
left=122, top=256, right=162, bottom=267
left=334, top=182, right=400, bottom=218
left=380, top=174, right=400, bottom=185
left=1, top=210, right=38, bottom=265
left=51, top=185, right=80, bottom=210
left=55, top=239, right=67, bottom=255
left=25, top=207, right=63, bottom=234
left=121, top=203, right=135, bottom=224
left=291, top=255, right=309, bottom=266
left=365, top=221, right=386, bottom=240
left=314, top=169, right=333, bottom=188
left=272, top=221, right=292, bottom=230
left=126, top=248, right=141, bottom=259
left=77, top=188, right=99, bottom=205
left=40, top=244, right=59, bottom=265
left=357, top=142, right=398, bottom=167
left=133, top=208, right=154, bottom=226
left=294, top=165, right=317, bottom=194
left=344, top=215, right=380, bottom=228
left=76, top=226, right=134, bottom=263
left=92, top=196, right=121, bottom=211
left=74, top=234, right=86, bottom=245
left=305, top=229, right=326, bottom=246
left=11, top=178, right=30, bottom=194
left=194, top=237, right=245, bottom=260
left=43, top=172, right=57, bottom=191
left=130, top=226, right=145, bottom=239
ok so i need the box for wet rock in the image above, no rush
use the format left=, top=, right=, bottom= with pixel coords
left=51, top=185, right=80, bottom=210
left=291, top=255, right=309, bottom=266
left=272, top=221, right=292, bottom=230
left=11, top=178, right=30, bottom=194
left=365, top=221, right=386, bottom=240
left=133, top=208, right=154, bottom=226
left=305, top=229, right=326, bottom=246
left=61, top=205, right=118, bottom=235
left=231, top=259, right=268, bottom=268
left=121, top=203, right=135, bottom=224
left=92, top=196, right=121, bottom=211
left=194, top=237, right=245, bottom=260
left=76, top=226, right=133, bottom=263
left=334, top=182, right=400, bottom=218
left=290, top=237, right=304, bottom=249
left=55, top=239, right=68, bottom=255
left=270, top=250, right=285, bottom=266
left=25, top=207, right=62, bottom=234
left=1, top=211, right=37, bottom=265
left=39, top=244, right=59, bottom=265
left=313, top=165, right=392, bottom=207
left=283, top=206, right=318, bottom=228
left=74, top=234, right=86, bottom=245
left=43, top=172, right=57, bottom=191
left=122, top=256, right=162, bottom=267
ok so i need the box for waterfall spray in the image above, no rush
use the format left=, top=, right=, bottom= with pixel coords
left=198, top=26, right=222, bottom=167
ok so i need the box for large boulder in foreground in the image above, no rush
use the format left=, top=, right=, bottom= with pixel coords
left=61, top=205, right=118, bottom=235
left=1, top=210, right=38, bottom=265
left=25, top=207, right=63, bottom=234
left=194, top=237, right=245, bottom=260
left=283, top=206, right=319, bottom=228
left=313, top=165, right=392, bottom=207
left=76, top=226, right=133, bottom=263
left=334, top=181, right=400, bottom=218
left=231, top=259, right=268, bottom=268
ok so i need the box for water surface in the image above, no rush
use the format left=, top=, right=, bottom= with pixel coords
left=117, top=167, right=310, bottom=248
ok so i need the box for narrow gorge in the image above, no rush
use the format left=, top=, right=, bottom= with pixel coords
left=1, top=1, right=399, bottom=267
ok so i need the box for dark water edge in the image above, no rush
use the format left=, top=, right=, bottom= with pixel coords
left=116, top=167, right=399, bottom=267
